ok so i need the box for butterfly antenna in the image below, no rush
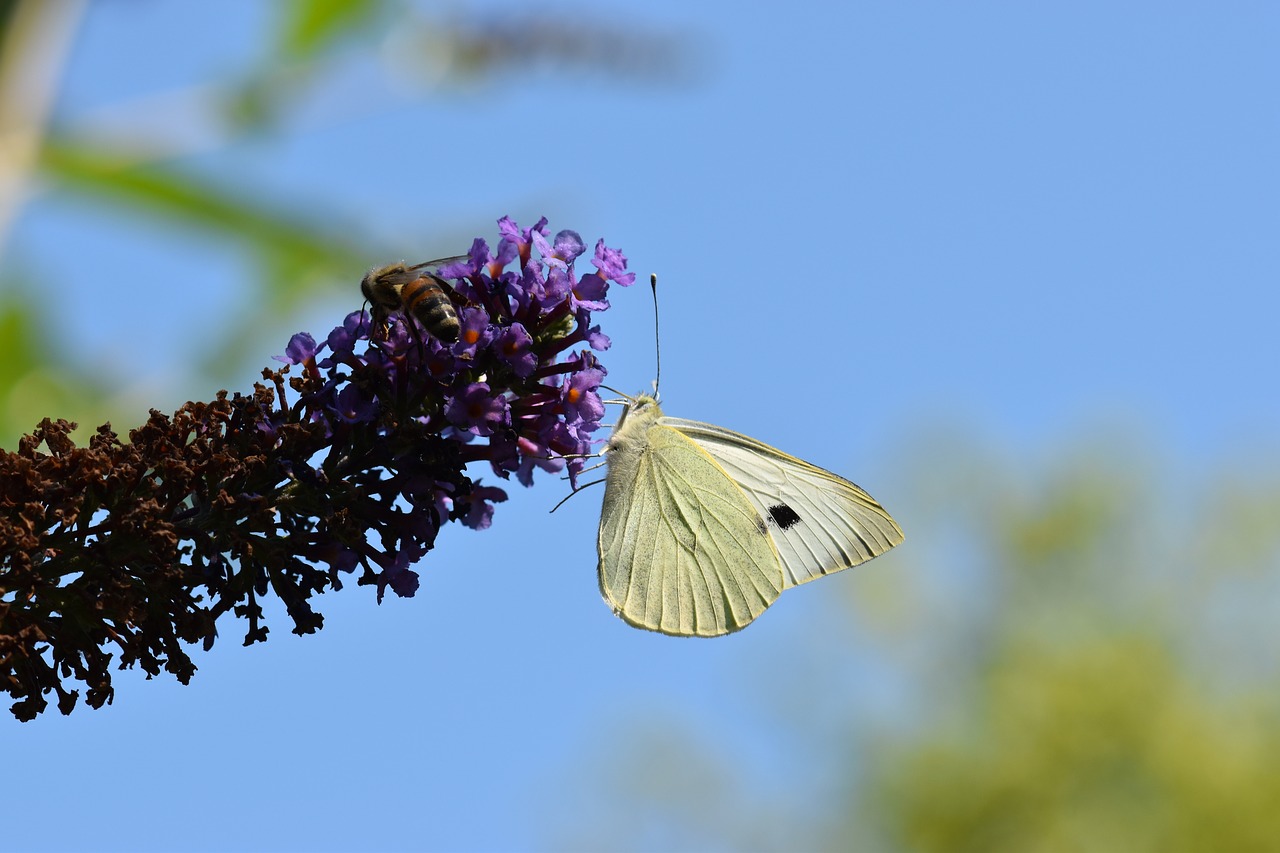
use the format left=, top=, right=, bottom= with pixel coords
left=549, top=478, right=606, bottom=513
left=650, top=273, right=661, bottom=399
left=599, top=384, right=633, bottom=406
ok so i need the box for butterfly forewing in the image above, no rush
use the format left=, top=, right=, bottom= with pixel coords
left=660, top=418, right=904, bottom=589
left=598, top=418, right=784, bottom=636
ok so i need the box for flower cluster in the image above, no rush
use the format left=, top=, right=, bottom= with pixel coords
left=0, top=216, right=632, bottom=720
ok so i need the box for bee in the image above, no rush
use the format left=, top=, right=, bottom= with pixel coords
left=360, top=256, right=468, bottom=346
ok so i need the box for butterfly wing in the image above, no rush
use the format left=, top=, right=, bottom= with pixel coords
left=598, top=421, right=785, bottom=637
left=660, top=418, right=904, bottom=589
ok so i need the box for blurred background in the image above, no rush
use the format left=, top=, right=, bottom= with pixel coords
left=3, top=1, right=1279, bottom=851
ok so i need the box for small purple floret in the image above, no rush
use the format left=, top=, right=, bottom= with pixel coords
left=454, top=307, right=491, bottom=356
left=562, top=368, right=605, bottom=424
left=376, top=552, right=421, bottom=603
left=570, top=272, right=610, bottom=312
left=495, top=323, right=537, bottom=378
left=592, top=238, right=636, bottom=287
left=460, top=483, right=508, bottom=530
left=552, top=230, right=586, bottom=263
left=333, top=384, right=377, bottom=423
left=445, top=383, right=510, bottom=436
left=275, top=332, right=318, bottom=365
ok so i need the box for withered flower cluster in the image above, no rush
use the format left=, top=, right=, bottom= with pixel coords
left=0, top=216, right=630, bottom=721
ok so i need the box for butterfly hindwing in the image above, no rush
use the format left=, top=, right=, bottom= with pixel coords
left=660, top=418, right=905, bottom=589
left=598, top=418, right=784, bottom=636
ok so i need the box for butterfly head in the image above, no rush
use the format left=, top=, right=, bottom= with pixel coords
left=608, top=392, right=664, bottom=447
left=625, top=391, right=661, bottom=417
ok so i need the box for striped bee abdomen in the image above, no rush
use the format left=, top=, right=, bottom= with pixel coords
left=402, top=274, right=460, bottom=343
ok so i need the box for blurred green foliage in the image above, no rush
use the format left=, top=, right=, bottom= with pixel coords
left=279, top=0, right=378, bottom=60
left=860, top=635, right=1280, bottom=852
left=550, top=432, right=1280, bottom=852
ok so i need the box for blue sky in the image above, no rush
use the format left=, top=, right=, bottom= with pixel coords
left=5, top=2, right=1279, bottom=851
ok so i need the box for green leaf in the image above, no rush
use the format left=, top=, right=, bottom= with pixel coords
left=38, top=139, right=367, bottom=274
left=277, top=0, right=378, bottom=59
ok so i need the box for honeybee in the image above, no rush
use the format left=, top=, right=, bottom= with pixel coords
left=360, top=256, right=468, bottom=345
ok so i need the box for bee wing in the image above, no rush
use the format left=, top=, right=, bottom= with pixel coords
left=409, top=254, right=473, bottom=275
left=374, top=266, right=427, bottom=288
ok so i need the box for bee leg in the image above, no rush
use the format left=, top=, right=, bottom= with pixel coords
left=409, top=319, right=428, bottom=363
left=358, top=300, right=371, bottom=338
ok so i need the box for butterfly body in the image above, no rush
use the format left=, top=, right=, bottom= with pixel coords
left=598, top=394, right=903, bottom=636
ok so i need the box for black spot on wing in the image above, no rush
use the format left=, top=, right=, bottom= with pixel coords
left=768, top=504, right=802, bottom=530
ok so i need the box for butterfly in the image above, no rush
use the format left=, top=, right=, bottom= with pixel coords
left=597, top=393, right=904, bottom=636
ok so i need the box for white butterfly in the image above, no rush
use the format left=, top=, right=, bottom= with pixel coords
left=597, top=393, right=903, bottom=636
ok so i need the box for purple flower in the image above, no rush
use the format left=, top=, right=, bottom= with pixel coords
left=498, top=215, right=549, bottom=248
left=570, top=271, right=610, bottom=313
left=445, top=383, right=510, bottom=436
left=453, top=306, right=491, bottom=356
left=374, top=315, right=417, bottom=356
left=333, top=384, right=377, bottom=423
left=436, top=241, right=486, bottom=281
left=460, top=482, right=508, bottom=530
left=531, top=227, right=586, bottom=271
left=457, top=237, right=518, bottom=284
left=485, top=431, right=520, bottom=479
left=576, top=311, right=611, bottom=351
left=586, top=328, right=610, bottom=350
left=422, top=341, right=460, bottom=382
left=563, top=349, right=605, bottom=373
left=495, top=323, right=537, bottom=378
left=561, top=368, right=605, bottom=424
left=430, top=489, right=451, bottom=527
left=592, top=238, right=636, bottom=287
left=536, top=420, right=597, bottom=489
left=375, top=552, right=421, bottom=603
left=326, top=311, right=366, bottom=357
left=552, top=229, right=586, bottom=263
left=496, top=216, right=548, bottom=272
left=491, top=238, right=519, bottom=270
left=275, top=332, right=318, bottom=365
left=512, top=264, right=547, bottom=312
left=543, top=266, right=573, bottom=304
left=306, top=541, right=360, bottom=576
left=515, top=435, right=566, bottom=487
